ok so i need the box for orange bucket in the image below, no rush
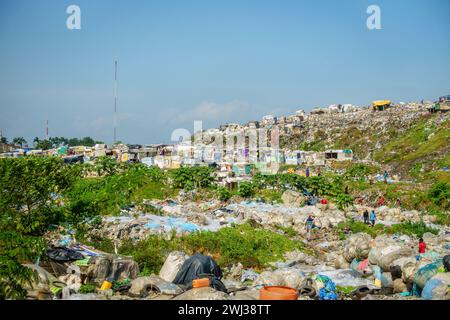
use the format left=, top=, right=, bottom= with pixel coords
left=259, top=286, right=299, bottom=300
left=192, top=278, right=210, bottom=288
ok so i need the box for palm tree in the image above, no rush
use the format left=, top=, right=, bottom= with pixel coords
left=12, top=137, right=27, bottom=147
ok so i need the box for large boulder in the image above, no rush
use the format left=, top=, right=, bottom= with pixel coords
left=343, top=233, right=372, bottom=263
left=159, top=251, right=189, bottom=282
left=281, top=190, right=304, bottom=207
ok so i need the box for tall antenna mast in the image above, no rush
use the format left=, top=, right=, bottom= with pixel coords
left=46, top=120, right=49, bottom=140
left=113, top=60, right=118, bottom=144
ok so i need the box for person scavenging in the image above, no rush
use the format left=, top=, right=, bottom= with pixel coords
left=369, top=210, right=376, bottom=227
left=305, top=215, right=316, bottom=239
left=419, top=238, right=427, bottom=254
left=363, top=209, right=369, bottom=224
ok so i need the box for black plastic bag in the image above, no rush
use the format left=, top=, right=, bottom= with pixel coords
left=47, top=247, right=84, bottom=261
left=172, top=254, right=227, bottom=293
left=443, top=255, right=450, bottom=272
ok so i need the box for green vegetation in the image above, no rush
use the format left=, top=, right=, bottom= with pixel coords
left=34, top=136, right=104, bottom=149
left=66, top=163, right=172, bottom=217
left=119, top=223, right=306, bottom=274
left=428, top=181, right=450, bottom=210
left=373, top=118, right=450, bottom=180
left=78, top=284, right=96, bottom=294
left=237, top=181, right=256, bottom=198
left=337, top=219, right=439, bottom=239
left=216, top=186, right=232, bottom=202
left=0, top=157, right=80, bottom=299
left=169, top=166, right=215, bottom=190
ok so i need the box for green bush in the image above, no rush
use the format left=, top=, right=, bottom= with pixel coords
left=78, top=284, right=96, bottom=294
left=180, top=223, right=305, bottom=268
left=117, top=224, right=306, bottom=273
left=170, top=166, right=215, bottom=191
left=237, top=182, right=256, bottom=198
left=337, top=219, right=387, bottom=238
left=216, top=186, right=232, bottom=202
left=428, top=182, right=450, bottom=210
left=387, top=221, right=438, bottom=238
left=119, top=235, right=175, bottom=275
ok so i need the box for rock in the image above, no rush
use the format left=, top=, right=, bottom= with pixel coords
left=343, top=233, right=372, bottom=263
left=281, top=190, right=304, bottom=207
left=393, top=278, right=407, bottom=293
left=159, top=251, right=189, bottom=282
left=172, top=287, right=231, bottom=300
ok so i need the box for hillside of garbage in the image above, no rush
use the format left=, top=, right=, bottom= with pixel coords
left=1, top=104, right=449, bottom=301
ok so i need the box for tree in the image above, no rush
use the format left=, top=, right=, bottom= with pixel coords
left=12, top=137, right=27, bottom=148
left=0, top=157, right=80, bottom=298
left=0, top=137, right=7, bottom=144
left=36, top=139, right=53, bottom=150
left=170, top=166, right=215, bottom=190
left=33, top=137, right=40, bottom=147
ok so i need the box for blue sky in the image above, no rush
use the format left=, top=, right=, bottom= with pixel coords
left=0, top=0, right=449, bottom=145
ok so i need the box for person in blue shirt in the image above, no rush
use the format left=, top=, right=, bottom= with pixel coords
left=370, top=210, right=376, bottom=227
left=305, top=215, right=315, bottom=239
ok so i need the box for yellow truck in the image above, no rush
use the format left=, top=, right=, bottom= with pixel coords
left=372, top=100, right=392, bottom=111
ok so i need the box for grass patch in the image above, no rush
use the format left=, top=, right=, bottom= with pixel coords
left=78, top=284, right=96, bottom=294
left=337, top=219, right=439, bottom=238
left=256, top=189, right=283, bottom=204
left=118, top=223, right=307, bottom=274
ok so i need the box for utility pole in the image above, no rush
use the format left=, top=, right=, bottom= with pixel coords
left=114, top=60, right=118, bottom=144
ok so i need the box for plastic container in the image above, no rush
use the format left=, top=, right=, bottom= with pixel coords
left=100, top=280, right=112, bottom=290
left=192, top=278, right=210, bottom=288
left=259, top=286, right=299, bottom=300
